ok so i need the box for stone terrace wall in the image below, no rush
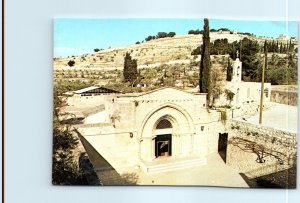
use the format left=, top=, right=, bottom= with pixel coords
left=226, top=120, right=297, bottom=178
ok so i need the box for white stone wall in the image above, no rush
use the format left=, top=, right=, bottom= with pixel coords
left=77, top=88, right=225, bottom=174
left=67, top=94, right=105, bottom=107
left=216, top=81, right=271, bottom=108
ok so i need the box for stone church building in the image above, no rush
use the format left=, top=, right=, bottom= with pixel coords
left=74, top=87, right=226, bottom=175
left=66, top=55, right=271, bottom=180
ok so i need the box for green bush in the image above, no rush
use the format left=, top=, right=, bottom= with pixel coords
left=67, top=60, right=75, bottom=67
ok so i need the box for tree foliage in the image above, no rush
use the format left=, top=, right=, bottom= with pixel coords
left=210, top=68, right=223, bottom=105
left=167, top=32, right=176, bottom=37
left=199, top=18, right=211, bottom=101
left=230, top=38, right=262, bottom=81
left=145, top=35, right=156, bottom=41
left=123, top=52, right=138, bottom=84
left=67, top=60, right=75, bottom=67
left=191, top=45, right=202, bottom=55
left=188, top=29, right=203, bottom=35
left=52, top=89, right=86, bottom=185
left=210, top=38, right=231, bottom=55
left=224, top=89, right=235, bottom=103
left=226, top=57, right=232, bottom=81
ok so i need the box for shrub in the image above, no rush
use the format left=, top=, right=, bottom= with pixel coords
left=67, top=60, right=75, bottom=67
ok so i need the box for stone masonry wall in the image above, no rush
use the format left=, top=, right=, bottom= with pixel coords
left=226, top=120, right=297, bottom=178
left=271, top=90, right=298, bottom=106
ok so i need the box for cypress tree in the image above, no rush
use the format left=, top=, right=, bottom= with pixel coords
left=226, top=57, right=232, bottom=81
left=264, top=41, right=268, bottom=81
left=123, top=52, right=138, bottom=83
left=199, top=18, right=211, bottom=101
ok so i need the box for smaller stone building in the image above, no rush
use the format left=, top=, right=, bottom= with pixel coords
left=216, top=56, right=271, bottom=108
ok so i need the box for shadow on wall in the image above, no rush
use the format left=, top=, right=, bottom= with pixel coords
left=240, top=165, right=297, bottom=188
left=77, top=133, right=139, bottom=185
left=227, top=137, right=297, bottom=188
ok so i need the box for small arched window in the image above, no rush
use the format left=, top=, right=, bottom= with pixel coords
left=156, top=119, right=172, bottom=129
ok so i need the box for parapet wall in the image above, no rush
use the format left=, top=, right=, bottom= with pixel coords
left=271, top=90, right=298, bottom=106
left=226, top=120, right=297, bottom=178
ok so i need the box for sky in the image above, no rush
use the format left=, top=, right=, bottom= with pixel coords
left=54, top=18, right=298, bottom=58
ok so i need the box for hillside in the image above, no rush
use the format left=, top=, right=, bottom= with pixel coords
left=54, top=32, right=297, bottom=70
left=53, top=32, right=248, bottom=70
left=53, top=32, right=298, bottom=92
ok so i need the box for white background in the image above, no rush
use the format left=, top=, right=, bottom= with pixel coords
left=3, top=0, right=300, bottom=202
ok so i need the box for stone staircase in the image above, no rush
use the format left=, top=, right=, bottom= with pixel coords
left=141, top=157, right=207, bottom=174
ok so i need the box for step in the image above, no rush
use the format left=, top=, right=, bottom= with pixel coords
left=142, top=157, right=207, bottom=174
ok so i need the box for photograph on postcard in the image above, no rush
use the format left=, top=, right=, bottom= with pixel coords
left=52, top=18, right=298, bottom=187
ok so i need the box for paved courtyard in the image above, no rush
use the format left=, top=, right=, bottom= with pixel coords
left=137, top=153, right=249, bottom=187
left=80, top=134, right=249, bottom=187
left=237, top=102, right=298, bottom=133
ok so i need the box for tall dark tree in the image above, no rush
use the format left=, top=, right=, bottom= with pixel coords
left=226, top=57, right=232, bottom=81
left=264, top=41, right=268, bottom=82
left=123, top=52, right=138, bottom=84
left=199, top=18, right=211, bottom=101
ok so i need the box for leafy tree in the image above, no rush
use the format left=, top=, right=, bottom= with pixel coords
left=156, top=32, right=167, bottom=39
left=123, top=52, right=138, bottom=84
left=199, top=18, right=211, bottom=102
left=210, top=38, right=231, bottom=55
left=230, top=38, right=261, bottom=81
left=167, top=32, right=176, bottom=37
left=94, top=48, right=100, bottom=52
left=218, top=28, right=230, bottom=32
left=135, top=41, right=140, bottom=44
left=188, top=29, right=202, bottom=35
left=210, top=68, right=223, bottom=106
left=145, top=35, right=156, bottom=41
left=52, top=90, right=86, bottom=185
left=191, top=46, right=202, bottom=55
left=67, top=60, right=75, bottom=67
left=225, top=89, right=235, bottom=104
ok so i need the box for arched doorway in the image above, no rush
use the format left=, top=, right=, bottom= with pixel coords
left=155, top=119, right=172, bottom=158
left=139, top=104, right=195, bottom=161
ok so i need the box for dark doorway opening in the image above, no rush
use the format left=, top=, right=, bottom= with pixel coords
left=155, top=134, right=172, bottom=157
left=218, top=133, right=228, bottom=163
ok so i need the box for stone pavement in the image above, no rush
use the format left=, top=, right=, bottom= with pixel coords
left=137, top=153, right=249, bottom=188
left=237, top=102, right=298, bottom=133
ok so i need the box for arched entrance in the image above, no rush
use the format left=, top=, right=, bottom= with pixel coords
left=139, top=103, right=195, bottom=162
left=155, top=119, right=172, bottom=158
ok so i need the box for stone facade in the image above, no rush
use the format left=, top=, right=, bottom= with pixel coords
left=76, top=87, right=226, bottom=175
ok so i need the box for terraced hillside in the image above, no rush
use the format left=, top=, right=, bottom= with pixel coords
left=54, top=33, right=246, bottom=70
left=53, top=32, right=297, bottom=92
